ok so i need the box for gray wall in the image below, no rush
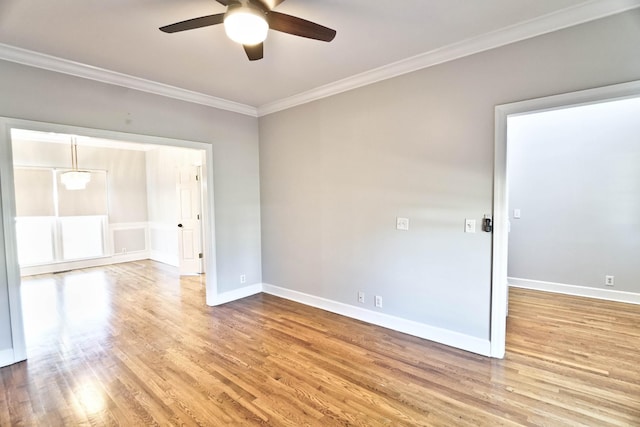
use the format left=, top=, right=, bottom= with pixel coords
left=508, top=98, right=640, bottom=293
left=259, top=10, right=640, bottom=340
left=0, top=59, right=262, bottom=352
left=12, top=140, right=148, bottom=223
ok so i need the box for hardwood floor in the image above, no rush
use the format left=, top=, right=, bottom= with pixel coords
left=1, top=261, right=638, bottom=426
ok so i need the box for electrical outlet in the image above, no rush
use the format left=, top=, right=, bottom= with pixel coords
left=375, top=295, right=382, bottom=308
left=605, top=275, right=614, bottom=287
left=358, top=291, right=365, bottom=304
left=121, top=247, right=127, bottom=254
left=240, top=274, right=246, bottom=284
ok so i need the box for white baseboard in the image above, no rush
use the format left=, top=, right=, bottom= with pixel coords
left=149, top=250, right=179, bottom=268
left=508, top=277, right=640, bottom=305
left=207, top=283, right=263, bottom=306
left=21, top=251, right=149, bottom=276
left=0, top=348, right=15, bottom=368
left=262, top=283, right=491, bottom=357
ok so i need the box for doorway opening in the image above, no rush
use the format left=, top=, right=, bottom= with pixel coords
left=0, top=118, right=218, bottom=364
left=490, top=80, right=640, bottom=358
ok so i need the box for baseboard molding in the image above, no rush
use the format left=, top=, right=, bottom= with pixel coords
left=508, top=277, right=640, bottom=305
left=0, top=348, right=15, bottom=368
left=207, top=283, right=263, bottom=306
left=149, top=250, right=179, bottom=268
left=204, top=282, right=492, bottom=355
left=262, top=283, right=491, bottom=357
left=20, top=251, right=149, bottom=276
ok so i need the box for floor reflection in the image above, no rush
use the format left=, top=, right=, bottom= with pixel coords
left=21, top=270, right=111, bottom=358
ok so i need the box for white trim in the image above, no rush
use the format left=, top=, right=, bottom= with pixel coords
left=20, top=251, right=149, bottom=277
left=110, top=222, right=149, bottom=230
left=2, top=1, right=639, bottom=119
left=147, top=221, right=177, bottom=231
left=490, top=107, right=509, bottom=359
left=0, top=349, right=16, bottom=368
left=16, top=221, right=150, bottom=276
left=149, top=250, right=179, bottom=268
left=110, top=222, right=149, bottom=256
left=262, top=284, right=491, bottom=356
left=509, top=278, right=640, bottom=305
left=0, top=43, right=257, bottom=118
left=491, top=80, right=640, bottom=360
left=257, top=0, right=640, bottom=116
left=0, top=122, right=27, bottom=362
left=208, top=283, right=263, bottom=306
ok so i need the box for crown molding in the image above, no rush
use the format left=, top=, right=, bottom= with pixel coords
left=257, top=0, right=640, bottom=116
left=1, top=0, right=638, bottom=118
left=0, top=43, right=258, bottom=117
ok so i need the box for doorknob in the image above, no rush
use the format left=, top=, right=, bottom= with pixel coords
left=177, top=223, right=183, bottom=228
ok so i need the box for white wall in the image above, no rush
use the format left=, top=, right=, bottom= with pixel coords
left=146, top=146, right=202, bottom=267
left=258, top=10, right=640, bottom=348
left=507, top=97, right=640, bottom=294
left=0, top=59, right=262, bottom=357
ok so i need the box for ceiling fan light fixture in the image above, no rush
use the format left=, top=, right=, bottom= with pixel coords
left=224, top=6, right=268, bottom=45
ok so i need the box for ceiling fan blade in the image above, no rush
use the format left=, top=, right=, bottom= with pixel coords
left=215, top=0, right=230, bottom=5
left=243, top=43, right=264, bottom=61
left=268, top=11, right=336, bottom=42
left=159, top=14, right=225, bottom=33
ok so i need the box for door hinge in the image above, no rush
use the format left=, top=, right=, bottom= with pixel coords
left=197, top=214, right=200, bottom=220
left=195, top=175, right=199, bottom=181
left=198, top=253, right=203, bottom=259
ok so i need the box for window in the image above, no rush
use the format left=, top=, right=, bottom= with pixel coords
left=13, top=167, right=108, bottom=266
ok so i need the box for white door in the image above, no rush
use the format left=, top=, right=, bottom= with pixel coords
left=177, top=166, right=203, bottom=275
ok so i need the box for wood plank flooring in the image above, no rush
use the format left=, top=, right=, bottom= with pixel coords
left=1, top=260, right=638, bottom=426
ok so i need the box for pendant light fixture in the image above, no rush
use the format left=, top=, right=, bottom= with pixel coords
left=60, top=137, right=91, bottom=190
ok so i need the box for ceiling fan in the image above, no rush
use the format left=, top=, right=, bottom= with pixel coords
left=160, top=0, right=337, bottom=61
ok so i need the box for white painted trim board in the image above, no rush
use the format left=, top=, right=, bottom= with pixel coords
left=20, top=251, right=150, bottom=276
left=207, top=282, right=491, bottom=356
left=209, top=283, right=263, bottom=306
left=0, top=43, right=257, bottom=117
left=509, top=277, right=640, bottom=305
left=262, top=284, right=491, bottom=357
left=259, top=0, right=640, bottom=115
left=1, top=0, right=639, bottom=117
left=0, top=349, right=16, bottom=368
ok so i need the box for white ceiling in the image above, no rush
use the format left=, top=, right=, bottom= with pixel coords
left=0, top=0, right=637, bottom=113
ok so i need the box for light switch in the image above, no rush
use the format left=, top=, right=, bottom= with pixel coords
left=396, top=217, right=409, bottom=231
left=465, top=219, right=476, bottom=233
left=513, top=209, right=521, bottom=219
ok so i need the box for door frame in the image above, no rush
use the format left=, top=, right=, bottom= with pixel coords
left=490, top=79, right=640, bottom=358
left=0, top=117, right=218, bottom=365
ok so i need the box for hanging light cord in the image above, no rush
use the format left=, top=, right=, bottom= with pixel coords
left=70, top=137, right=79, bottom=171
